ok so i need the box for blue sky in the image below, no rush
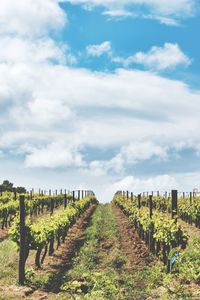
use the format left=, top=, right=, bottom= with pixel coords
left=0, top=0, right=200, bottom=201
left=60, top=2, right=200, bottom=79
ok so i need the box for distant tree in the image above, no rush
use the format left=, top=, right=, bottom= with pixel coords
left=0, top=180, right=26, bottom=193
left=16, top=186, right=26, bottom=194
left=0, top=180, right=14, bottom=192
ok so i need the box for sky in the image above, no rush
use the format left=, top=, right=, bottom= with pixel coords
left=0, top=0, right=200, bottom=202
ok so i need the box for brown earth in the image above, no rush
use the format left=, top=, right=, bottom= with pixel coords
left=112, top=205, right=153, bottom=271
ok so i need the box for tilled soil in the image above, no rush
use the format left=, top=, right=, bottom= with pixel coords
left=42, top=205, right=97, bottom=292
left=55, top=203, right=152, bottom=300
left=112, top=205, right=153, bottom=271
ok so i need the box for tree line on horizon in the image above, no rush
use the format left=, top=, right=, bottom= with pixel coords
left=0, top=180, right=26, bottom=194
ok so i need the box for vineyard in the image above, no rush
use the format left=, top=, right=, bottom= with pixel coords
left=0, top=189, right=200, bottom=299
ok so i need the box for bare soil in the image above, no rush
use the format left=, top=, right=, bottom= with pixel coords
left=112, top=205, right=153, bottom=271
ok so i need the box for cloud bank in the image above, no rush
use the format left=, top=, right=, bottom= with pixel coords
left=0, top=0, right=199, bottom=201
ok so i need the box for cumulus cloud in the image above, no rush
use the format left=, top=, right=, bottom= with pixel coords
left=86, top=41, right=112, bottom=57
left=0, top=0, right=67, bottom=37
left=25, top=141, right=85, bottom=168
left=92, top=42, right=191, bottom=71
left=86, top=141, right=168, bottom=175
left=86, top=155, right=124, bottom=176
left=113, top=43, right=191, bottom=70
left=26, top=98, right=72, bottom=127
left=0, top=37, right=68, bottom=65
left=133, top=43, right=192, bottom=70
left=1, top=64, right=200, bottom=160
left=119, top=141, right=167, bottom=163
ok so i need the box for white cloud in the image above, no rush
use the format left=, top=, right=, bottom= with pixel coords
left=0, top=0, right=66, bottom=37
left=101, top=174, right=178, bottom=201
left=113, top=43, right=191, bottom=70
left=148, top=15, right=180, bottom=26
left=25, top=141, right=85, bottom=168
left=133, top=43, right=192, bottom=70
left=1, top=64, right=200, bottom=160
left=26, top=98, right=72, bottom=127
left=103, top=9, right=135, bottom=18
left=0, top=0, right=199, bottom=202
left=112, top=56, right=133, bottom=67
left=112, top=174, right=177, bottom=193
left=119, top=141, right=167, bottom=163
left=86, top=41, right=112, bottom=57
left=85, top=141, right=168, bottom=176
left=68, top=0, right=196, bottom=24
left=100, top=170, right=200, bottom=202
left=0, top=37, right=68, bottom=65
left=86, top=155, right=124, bottom=176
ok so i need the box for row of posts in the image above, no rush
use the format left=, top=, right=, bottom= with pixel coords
left=14, top=189, right=94, bottom=200
left=121, top=190, right=179, bottom=269
left=29, top=189, right=93, bottom=197
left=18, top=189, right=95, bottom=285
left=122, top=190, right=193, bottom=206
left=122, top=190, right=179, bottom=220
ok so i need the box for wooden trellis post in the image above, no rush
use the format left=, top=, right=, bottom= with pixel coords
left=171, top=190, right=178, bottom=222
left=64, top=191, right=67, bottom=209
left=126, top=191, right=129, bottom=200
left=149, top=195, right=154, bottom=253
left=149, top=195, right=153, bottom=219
left=19, top=195, right=26, bottom=285
left=190, top=192, right=192, bottom=205
left=138, top=194, right=141, bottom=209
left=131, top=192, right=133, bottom=201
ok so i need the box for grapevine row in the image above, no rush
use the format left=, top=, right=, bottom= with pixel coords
left=112, top=191, right=188, bottom=269
left=0, top=192, right=72, bottom=229
left=118, top=191, right=200, bottom=228
left=10, top=194, right=98, bottom=283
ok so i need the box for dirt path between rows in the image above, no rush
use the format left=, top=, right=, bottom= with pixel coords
left=112, top=205, right=153, bottom=272
left=55, top=204, right=153, bottom=299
